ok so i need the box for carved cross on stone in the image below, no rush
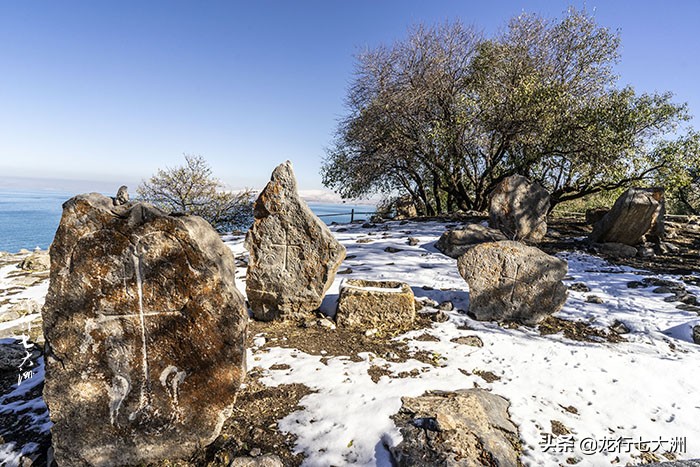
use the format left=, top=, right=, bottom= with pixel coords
left=271, top=229, right=302, bottom=272
left=499, top=263, right=528, bottom=302
left=99, top=250, right=183, bottom=421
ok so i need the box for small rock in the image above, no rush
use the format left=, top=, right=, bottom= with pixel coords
left=336, top=228, right=348, bottom=232
left=676, top=304, right=700, bottom=314
left=230, top=454, right=284, bottom=467
left=569, top=282, right=591, bottom=292
left=637, top=245, right=656, bottom=258
left=594, top=242, right=638, bottom=258
left=626, top=281, right=646, bottom=289
left=681, top=275, right=700, bottom=286
left=693, top=325, right=700, bottom=345
left=610, top=320, right=630, bottom=334
left=586, top=295, right=604, bottom=304
left=450, top=336, right=484, bottom=347
left=18, top=252, right=50, bottom=271
left=678, top=294, right=698, bottom=305
left=249, top=448, right=262, bottom=457
left=384, top=246, right=402, bottom=253
left=364, top=328, right=378, bottom=337
left=113, top=185, right=129, bottom=206
left=362, top=223, right=375, bottom=229
left=659, top=241, right=680, bottom=254
left=643, top=277, right=678, bottom=287
left=653, top=286, right=674, bottom=294
left=430, top=311, right=449, bottom=323
left=356, top=238, right=373, bottom=244
left=421, top=285, right=434, bottom=291
left=337, top=268, right=353, bottom=275
left=418, top=298, right=438, bottom=308
left=438, top=301, right=454, bottom=311
left=407, top=237, right=420, bottom=246
left=317, top=318, right=336, bottom=330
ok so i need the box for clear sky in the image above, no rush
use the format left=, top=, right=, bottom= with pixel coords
left=0, top=1, right=698, bottom=193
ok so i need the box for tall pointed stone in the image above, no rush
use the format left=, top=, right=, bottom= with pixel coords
left=245, top=161, right=346, bottom=321
left=42, top=193, right=248, bottom=466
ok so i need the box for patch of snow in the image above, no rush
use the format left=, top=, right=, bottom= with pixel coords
left=236, top=220, right=700, bottom=466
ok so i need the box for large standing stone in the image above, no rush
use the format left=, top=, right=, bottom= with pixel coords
left=435, top=224, right=507, bottom=259
left=42, top=193, right=248, bottom=467
left=335, top=279, right=415, bottom=331
left=390, top=389, right=521, bottom=467
left=245, top=162, right=346, bottom=321
left=457, top=241, right=567, bottom=324
left=589, top=187, right=665, bottom=245
left=488, top=175, right=550, bottom=242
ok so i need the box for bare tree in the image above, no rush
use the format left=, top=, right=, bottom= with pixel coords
left=137, top=154, right=253, bottom=232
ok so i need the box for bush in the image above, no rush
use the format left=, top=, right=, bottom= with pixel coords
left=137, top=155, right=254, bottom=232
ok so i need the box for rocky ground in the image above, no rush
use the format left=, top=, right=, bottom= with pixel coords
left=1, top=216, right=700, bottom=466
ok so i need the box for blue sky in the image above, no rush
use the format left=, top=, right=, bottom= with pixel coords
left=0, top=1, right=698, bottom=192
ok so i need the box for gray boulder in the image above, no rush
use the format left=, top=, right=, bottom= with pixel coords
left=488, top=175, right=550, bottom=242
left=589, top=187, right=665, bottom=245
left=458, top=241, right=568, bottom=324
left=245, top=162, right=346, bottom=321
left=42, top=193, right=248, bottom=466
left=435, top=224, right=507, bottom=258
left=693, top=325, right=700, bottom=345
left=390, top=389, right=521, bottom=467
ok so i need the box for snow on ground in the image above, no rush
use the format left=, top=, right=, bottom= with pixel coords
left=0, top=221, right=698, bottom=466
left=227, top=220, right=700, bottom=466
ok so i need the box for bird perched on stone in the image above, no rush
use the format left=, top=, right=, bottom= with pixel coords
left=113, top=185, right=129, bottom=206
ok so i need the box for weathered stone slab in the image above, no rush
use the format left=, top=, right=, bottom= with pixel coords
left=42, top=193, right=248, bottom=466
left=390, top=389, right=521, bottom=467
left=589, top=187, right=665, bottom=245
left=435, top=224, right=507, bottom=259
left=245, top=162, right=346, bottom=321
left=336, top=279, right=415, bottom=331
left=458, top=241, right=567, bottom=324
left=488, top=174, right=550, bottom=242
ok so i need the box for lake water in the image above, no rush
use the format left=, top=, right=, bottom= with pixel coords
left=0, top=190, right=374, bottom=253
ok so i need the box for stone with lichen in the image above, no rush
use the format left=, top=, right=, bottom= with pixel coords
left=42, top=193, right=247, bottom=466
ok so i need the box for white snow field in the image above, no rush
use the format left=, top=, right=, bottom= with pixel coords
left=228, top=220, right=700, bottom=467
